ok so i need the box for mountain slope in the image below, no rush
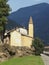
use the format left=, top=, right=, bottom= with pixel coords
left=7, top=3, right=49, bottom=45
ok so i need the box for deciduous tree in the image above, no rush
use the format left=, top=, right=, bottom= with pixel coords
left=0, top=0, right=11, bottom=42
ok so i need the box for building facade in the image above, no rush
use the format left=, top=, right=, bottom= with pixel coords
left=4, top=16, right=34, bottom=48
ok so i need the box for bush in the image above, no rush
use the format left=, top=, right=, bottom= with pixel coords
left=32, top=38, right=44, bottom=55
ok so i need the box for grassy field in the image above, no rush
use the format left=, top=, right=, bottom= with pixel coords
left=0, top=55, right=44, bottom=65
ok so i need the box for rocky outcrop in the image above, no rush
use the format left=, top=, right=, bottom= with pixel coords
left=0, top=44, right=34, bottom=62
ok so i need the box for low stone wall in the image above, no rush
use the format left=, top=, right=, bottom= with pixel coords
left=0, top=44, right=34, bottom=62
left=44, top=47, right=49, bottom=52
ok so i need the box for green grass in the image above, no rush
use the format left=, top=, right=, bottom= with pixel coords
left=0, top=55, right=44, bottom=65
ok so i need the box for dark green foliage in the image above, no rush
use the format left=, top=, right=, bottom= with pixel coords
left=0, top=0, right=11, bottom=31
left=32, top=38, right=44, bottom=55
left=0, top=0, right=11, bottom=42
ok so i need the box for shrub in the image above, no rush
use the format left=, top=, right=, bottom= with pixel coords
left=32, top=38, right=44, bottom=55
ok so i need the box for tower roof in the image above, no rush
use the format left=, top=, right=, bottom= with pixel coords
left=29, top=16, right=33, bottom=24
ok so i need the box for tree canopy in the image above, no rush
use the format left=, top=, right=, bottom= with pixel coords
left=32, top=38, right=44, bottom=55
left=0, top=0, right=11, bottom=31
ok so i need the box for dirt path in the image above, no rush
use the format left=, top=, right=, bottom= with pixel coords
left=41, top=54, right=49, bottom=65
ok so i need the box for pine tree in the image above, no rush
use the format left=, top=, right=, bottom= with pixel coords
left=0, top=0, right=11, bottom=42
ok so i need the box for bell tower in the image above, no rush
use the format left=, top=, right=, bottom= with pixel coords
left=28, top=16, right=34, bottom=38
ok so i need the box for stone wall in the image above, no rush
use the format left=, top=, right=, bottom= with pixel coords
left=10, top=30, right=33, bottom=48
left=21, top=35, right=33, bottom=48
left=0, top=44, right=34, bottom=62
left=10, top=30, right=22, bottom=46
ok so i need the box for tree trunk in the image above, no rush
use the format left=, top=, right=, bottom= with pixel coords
left=0, top=32, right=3, bottom=44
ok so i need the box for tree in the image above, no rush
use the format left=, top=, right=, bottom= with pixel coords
left=32, top=38, right=44, bottom=55
left=0, top=0, right=11, bottom=42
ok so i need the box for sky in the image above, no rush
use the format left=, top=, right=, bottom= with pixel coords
left=8, top=0, right=49, bottom=13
